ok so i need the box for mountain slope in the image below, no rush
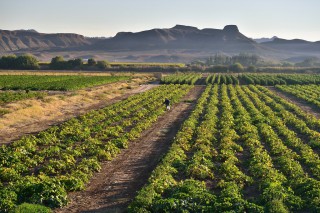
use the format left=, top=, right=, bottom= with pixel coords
left=253, top=36, right=278, bottom=43
left=92, top=25, right=259, bottom=52
left=262, top=38, right=320, bottom=52
left=0, top=30, right=95, bottom=52
left=0, top=25, right=319, bottom=62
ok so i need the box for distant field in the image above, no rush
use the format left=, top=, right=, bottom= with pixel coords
left=2, top=72, right=320, bottom=212
left=109, top=62, right=185, bottom=67
left=0, top=75, right=130, bottom=91
left=38, top=62, right=186, bottom=67
left=161, top=73, right=320, bottom=85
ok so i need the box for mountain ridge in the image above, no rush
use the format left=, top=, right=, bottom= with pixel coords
left=0, top=25, right=319, bottom=62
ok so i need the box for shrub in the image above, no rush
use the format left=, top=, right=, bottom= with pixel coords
left=96, top=60, right=110, bottom=69
left=229, top=63, right=244, bottom=72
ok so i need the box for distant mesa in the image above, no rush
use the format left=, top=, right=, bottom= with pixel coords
left=172, top=25, right=199, bottom=31
left=223, top=25, right=240, bottom=33
left=0, top=25, right=319, bottom=62
left=254, top=36, right=278, bottom=43
left=267, top=37, right=310, bottom=44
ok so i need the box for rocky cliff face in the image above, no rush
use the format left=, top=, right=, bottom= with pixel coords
left=0, top=30, right=95, bottom=51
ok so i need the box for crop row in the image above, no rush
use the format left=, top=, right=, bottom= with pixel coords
left=129, top=84, right=320, bottom=212
left=0, top=75, right=130, bottom=91
left=163, top=73, right=320, bottom=86
left=160, top=73, right=202, bottom=85
left=205, top=74, right=239, bottom=85
left=0, top=91, right=46, bottom=105
left=239, top=74, right=286, bottom=85
left=0, top=84, right=192, bottom=212
left=240, top=74, right=320, bottom=85
left=276, top=84, right=320, bottom=109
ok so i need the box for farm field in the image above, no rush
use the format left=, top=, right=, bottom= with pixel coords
left=0, top=73, right=153, bottom=144
left=0, top=72, right=320, bottom=212
left=130, top=84, right=320, bottom=212
left=0, top=91, right=46, bottom=105
left=160, top=73, right=202, bottom=85
left=0, top=91, right=47, bottom=116
left=161, top=73, right=320, bottom=86
left=0, top=75, right=130, bottom=91
left=0, top=84, right=192, bottom=212
left=276, top=84, right=320, bottom=109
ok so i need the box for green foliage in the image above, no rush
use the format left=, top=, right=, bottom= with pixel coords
left=87, top=58, right=97, bottom=66
left=49, top=56, right=65, bottom=69
left=203, top=53, right=260, bottom=66
left=0, top=91, right=46, bottom=104
left=0, top=84, right=192, bottom=211
left=266, top=200, right=289, bottom=213
left=276, top=84, right=320, bottom=109
left=152, top=179, right=216, bottom=213
left=49, top=56, right=83, bottom=70
left=96, top=60, right=110, bottom=69
left=0, top=55, right=17, bottom=69
left=130, top=84, right=320, bottom=212
left=229, top=63, right=244, bottom=72
left=17, top=179, right=68, bottom=208
left=0, top=188, right=17, bottom=212
left=247, top=65, right=256, bottom=72
left=205, top=74, right=239, bottom=85
left=240, top=73, right=320, bottom=85
left=14, top=203, right=52, bottom=213
left=0, top=54, right=39, bottom=70
left=206, top=73, right=320, bottom=86
left=15, top=55, right=40, bottom=70
left=0, top=108, right=10, bottom=116
left=160, top=73, right=201, bottom=85
left=0, top=75, right=130, bottom=91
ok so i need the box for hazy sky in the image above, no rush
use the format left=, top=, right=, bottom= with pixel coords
left=1, top=0, right=320, bottom=41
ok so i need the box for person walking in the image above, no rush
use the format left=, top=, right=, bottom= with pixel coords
left=164, top=98, right=170, bottom=111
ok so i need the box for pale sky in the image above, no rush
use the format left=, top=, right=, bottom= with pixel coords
left=1, top=0, right=320, bottom=41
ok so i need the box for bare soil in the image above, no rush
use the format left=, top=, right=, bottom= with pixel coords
left=55, top=86, right=205, bottom=213
left=267, top=86, right=320, bottom=119
left=0, top=79, right=155, bottom=144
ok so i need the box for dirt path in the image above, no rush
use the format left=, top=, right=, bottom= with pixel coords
left=56, top=86, right=205, bottom=213
left=0, top=79, right=156, bottom=144
left=267, top=87, right=320, bottom=119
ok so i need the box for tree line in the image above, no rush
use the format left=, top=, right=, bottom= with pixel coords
left=0, top=55, right=110, bottom=70
left=0, top=54, right=319, bottom=73
left=0, top=54, right=40, bottom=70
left=203, top=53, right=260, bottom=66
left=49, top=56, right=110, bottom=70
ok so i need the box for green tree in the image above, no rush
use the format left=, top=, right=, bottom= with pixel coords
left=229, top=63, right=244, bottom=72
left=50, top=56, right=66, bottom=70
left=68, top=58, right=83, bottom=68
left=0, top=55, right=17, bottom=69
left=87, top=58, right=97, bottom=66
left=15, top=54, right=40, bottom=70
left=247, top=65, right=256, bottom=72
left=96, top=60, right=110, bottom=70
